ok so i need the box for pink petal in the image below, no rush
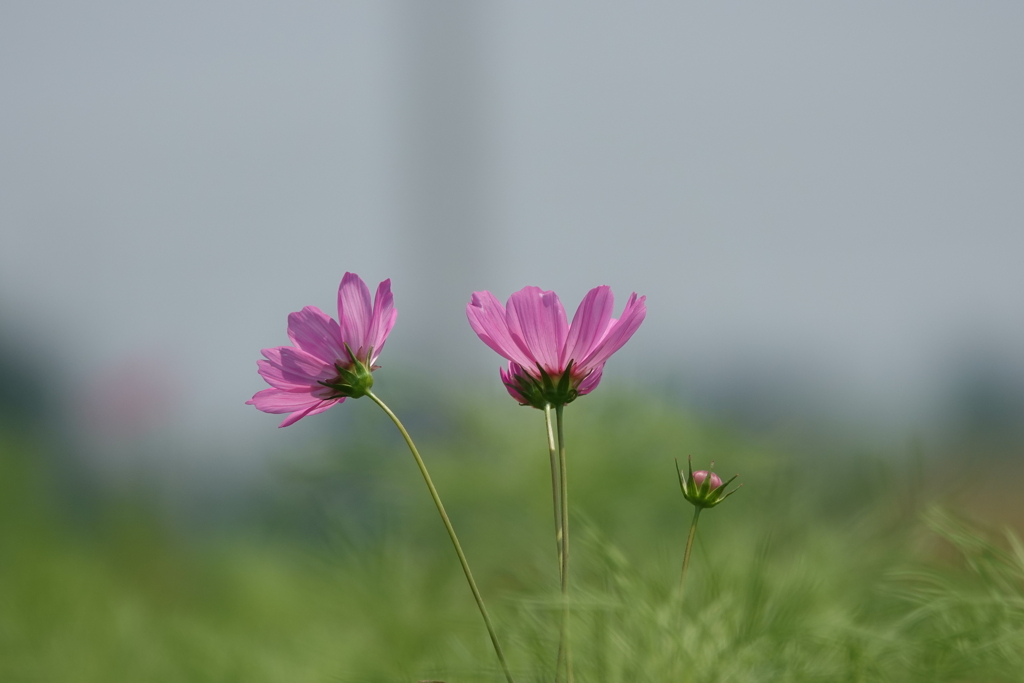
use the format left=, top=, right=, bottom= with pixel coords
left=256, top=360, right=311, bottom=391
left=505, top=287, right=568, bottom=374
left=247, top=387, right=320, bottom=413
left=578, top=293, right=647, bottom=369
left=337, top=272, right=373, bottom=357
left=365, top=278, right=397, bottom=363
left=277, top=398, right=341, bottom=428
left=693, top=471, right=723, bottom=490
left=466, top=291, right=535, bottom=368
left=560, top=286, right=614, bottom=369
left=258, top=346, right=336, bottom=390
left=576, top=364, right=604, bottom=396
left=500, top=362, right=529, bottom=404
left=286, top=306, right=345, bottom=364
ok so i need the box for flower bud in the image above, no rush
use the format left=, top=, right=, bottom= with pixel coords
left=677, top=456, right=740, bottom=509
left=692, top=470, right=722, bottom=491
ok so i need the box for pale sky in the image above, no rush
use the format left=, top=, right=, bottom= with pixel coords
left=1, top=1, right=1022, bottom=448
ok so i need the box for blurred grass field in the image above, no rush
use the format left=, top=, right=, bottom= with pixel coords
left=1, top=388, right=1022, bottom=682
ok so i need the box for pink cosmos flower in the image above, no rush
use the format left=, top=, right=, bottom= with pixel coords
left=247, top=272, right=397, bottom=427
left=467, top=285, right=646, bottom=407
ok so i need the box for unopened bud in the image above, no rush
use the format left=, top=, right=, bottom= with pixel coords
left=677, top=456, right=740, bottom=510
left=692, top=470, right=722, bottom=491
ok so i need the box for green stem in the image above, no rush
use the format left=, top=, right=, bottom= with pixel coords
left=555, top=404, right=574, bottom=683
left=680, top=507, right=702, bottom=591
left=367, top=391, right=515, bottom=683
left=542, top=404, right=564, bottom=582
left=544, top=404, right=565, bottom=682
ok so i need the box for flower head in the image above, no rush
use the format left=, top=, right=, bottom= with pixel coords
left=677, top=455, right=740, bottom=509
left=467, top=285, right=646, bottom=408
left=247, top=272, right=397, bottom=427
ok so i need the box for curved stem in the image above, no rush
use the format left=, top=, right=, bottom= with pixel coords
left=555, top=404, right=574, bottom=683
left=680, top=507, right=702, bottom=591
left=367, top=391, right=515, bottom=683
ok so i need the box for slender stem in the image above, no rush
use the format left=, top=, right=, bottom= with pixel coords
left=543, top=404, right=564, bottom=583
left=544, top=404, right=566, bottom=682
left=555, top=404, right=574, bottom=683
left=367, top=391, right=516, bottom=683
left=680, top=507, right=702, bottom=591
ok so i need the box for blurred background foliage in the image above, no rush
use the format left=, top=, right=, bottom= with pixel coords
left=2, top=359, right=1023, bottom=682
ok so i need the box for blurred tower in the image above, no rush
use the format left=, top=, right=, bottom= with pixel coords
left=394, top=1, right=493, bottom=372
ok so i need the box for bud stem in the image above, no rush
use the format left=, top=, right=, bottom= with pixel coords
left=680, top=507, right=702, bottom=591
left=366, top=390, right=516, bottom=683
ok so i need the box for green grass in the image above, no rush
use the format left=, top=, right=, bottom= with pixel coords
left=0, top=391, right=1022, bottom=682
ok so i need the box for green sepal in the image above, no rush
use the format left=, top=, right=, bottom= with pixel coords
left=506, top=363, right=585, bottom=409
left=316, top=343, right=375, bottom=399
